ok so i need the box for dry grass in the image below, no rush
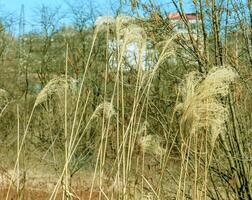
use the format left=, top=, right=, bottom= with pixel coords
left=0, top=11, right=252, bottom=200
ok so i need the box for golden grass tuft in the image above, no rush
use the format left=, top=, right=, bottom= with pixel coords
left=177, top=66, right=238, bottom=146
left=95, top=15, right=133, bottom=34
left=95, top=16, right=116, bottom=32
left=92, top=101, right=115, bottom=119
left=0, top=88, right=9, bottom=102
left=138, top=134, right=164, bottom=156
left=34, top=76, right=78, bottom=107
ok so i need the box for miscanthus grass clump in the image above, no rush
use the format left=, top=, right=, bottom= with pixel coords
left=177, top=66, right=238, bottom=146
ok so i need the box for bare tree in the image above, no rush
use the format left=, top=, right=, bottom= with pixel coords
left=32, top=5, right=66, bottom=85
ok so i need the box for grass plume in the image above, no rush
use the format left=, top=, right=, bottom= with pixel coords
left=177, top=66, right=238, bottom=146
left=34, top=76, right=78, bottom=107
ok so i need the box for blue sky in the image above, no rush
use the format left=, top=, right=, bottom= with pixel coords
left=0, top=0, right=116, bottom=32
left=0, top=0, right=118, bottom=18
left=0, top=0, right=112, bottom=12
left=0, top=0, right=194, bottom=33
left=0, top=0, right=194, bottom=17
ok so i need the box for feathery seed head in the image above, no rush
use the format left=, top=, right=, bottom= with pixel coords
left=35, top=76, right=78, bottom=107
left=92, top=101, right=115, bottom=119
left=178, top=66, right=238, bottom=146
left=115, top=15, right=133, bottom=29
left=198, top=66, right=238, bottom=99
left=0, top=89, right=8, bottom=100
left=138, top=134, right=164, bottom=156
left=95, top=16, right=116, bottom=32
left=122, top=24, right=147, bottom=49
left=136, top=121, right=149, bottom=135
left=0, top=89, right=9, bottom=112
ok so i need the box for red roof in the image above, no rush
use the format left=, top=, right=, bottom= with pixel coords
left=168, top=12, right=197, bottom=20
